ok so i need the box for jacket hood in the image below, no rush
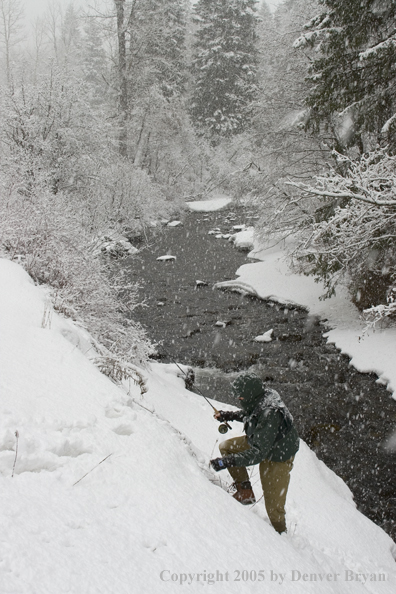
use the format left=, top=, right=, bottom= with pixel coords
left=231, top=373, right=266, bottom=413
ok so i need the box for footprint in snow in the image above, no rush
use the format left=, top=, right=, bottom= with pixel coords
left=112, top=423, right=134, bottom=436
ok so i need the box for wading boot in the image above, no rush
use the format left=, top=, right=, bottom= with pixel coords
left=231, top=481, right=256, bottom=505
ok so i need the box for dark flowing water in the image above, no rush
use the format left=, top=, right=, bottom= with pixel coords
left=121, top=206, right=396, bottom=541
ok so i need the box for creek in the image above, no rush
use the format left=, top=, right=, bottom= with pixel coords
left=119, top=205, right=396, bottom=541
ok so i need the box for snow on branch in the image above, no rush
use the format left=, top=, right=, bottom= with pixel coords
left=382, top=113, right=396, bottom=134
left=286, top=151, right=396, bottom=207
left=363, top=285, right=396, bottom=329
left=293, top=27, right=343, bottom=48
left=262, top=150, right=396, bottom=317
left=364, top=301, right=396, bottom=327
left=294, top=12, right=341, bottom=49
left=304, top=13, right=330, bottom=30
left=293, top=30, right=319, bottom=48
left=359, top=33, right=396, bottom=61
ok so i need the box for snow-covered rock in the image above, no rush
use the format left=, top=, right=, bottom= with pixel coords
left=93, top=231, right=139, bottom=258
left=254, top=329, right=274, bottom=343
left=156, top=254, right=176, bottom=262
left=215, top=279, right=260, bottom=297
left=230, top=227, right=255, bottom=250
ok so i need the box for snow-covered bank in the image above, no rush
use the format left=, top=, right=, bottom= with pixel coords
left=0, top=258, right=395, bottom=593
left=186, top=196, right=232, bottom=211
left=218, top=228, right=396, bottom=398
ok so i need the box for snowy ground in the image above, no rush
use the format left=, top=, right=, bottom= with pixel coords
left=186, top=196, right=232, bottom=212
left=0, top=249, right=396, bottom=593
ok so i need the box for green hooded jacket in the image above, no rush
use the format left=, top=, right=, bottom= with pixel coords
left=227, top=374, right=299, bottom=466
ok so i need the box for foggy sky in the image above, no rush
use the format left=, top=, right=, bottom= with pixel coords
left=24, top=0, right=285, bottom=20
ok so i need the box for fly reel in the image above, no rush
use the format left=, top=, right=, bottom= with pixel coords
left=218, top=423, right=229, bottom=434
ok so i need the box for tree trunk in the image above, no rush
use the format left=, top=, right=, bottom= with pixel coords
left=115, top=0, right=128, bottom=157
left=133, top=126, right=150, bottom=168
left=0, top=0, right=24, bottom=85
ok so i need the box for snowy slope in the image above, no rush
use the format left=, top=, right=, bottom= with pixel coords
left=0, top=259, right=395, bottom=594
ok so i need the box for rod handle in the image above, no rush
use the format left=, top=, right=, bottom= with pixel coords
left=213, top=408, right=232, bottom=430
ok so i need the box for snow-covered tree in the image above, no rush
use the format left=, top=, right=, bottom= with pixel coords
left=285, top=149, right=396, bottom=313
left=0, top=67, right=113, bottom=195
left=125, top=0, right=189, bottom=166
left=0, top=0, right=24, bottom=84
left=59, top=2, right=81, bottom=68
left=44, top=0, right=63, bottom=61
left=30, top=16, right=48, bottom=83
left=190, top=0, right=259, bottom=139
left=296, top=0, right=396, bottom=149
left=80, top=16, right=110, bottom=106
left=252, top=0, right=327, bottom=182
left=113, top=0, right=129, bottom=157
left=112, top=0, right=189, bottom=161
left=131, top=0, right=188, bottom=98
left=249, top=0, right=335, bottom=254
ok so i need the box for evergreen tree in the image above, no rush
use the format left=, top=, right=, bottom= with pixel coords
left=297, top=0, right=396, bottom=148
left=111, top=0, right=188, bottom=159
left=125, top=0, right=189, bottom=166
left=132, top=0, right=188, bottom=98
left=80, top=17, right=109, bottom=106
left=190, top=0, right=259, bottom=138
left=252, top=0, right=326, bottom=182
left=59, top=3, right=81, bottom=67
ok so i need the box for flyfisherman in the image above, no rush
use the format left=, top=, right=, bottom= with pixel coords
left=210, top=373, right=299, bottom=534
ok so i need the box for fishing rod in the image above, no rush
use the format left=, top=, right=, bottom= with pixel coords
left=168, top=356, right=232, bottom=434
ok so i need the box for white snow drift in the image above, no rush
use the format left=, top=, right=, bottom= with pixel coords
left=0, top=258, right=395, bottom=594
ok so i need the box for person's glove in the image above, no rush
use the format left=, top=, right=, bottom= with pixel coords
left=214, top=410, right=227, bottom=422
left=210, top=455, right=236, bottom=472
left=214, top=410, right=237, bottom=422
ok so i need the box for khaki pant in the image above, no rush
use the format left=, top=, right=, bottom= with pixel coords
left=219, top=436, right=294, bottom=534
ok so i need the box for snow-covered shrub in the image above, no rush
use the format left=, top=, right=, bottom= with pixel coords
left=0, top=67, right=185, bottom=370
left=283, top=150, right=396, bottom=319
left=86, top=161, right=173, bottom=235
left=184, top=133, right=268, bottom=204
left=0, top=189, right=153, bottom=366
left=128, top=93, right=212, bottom=203
left=93, top=356, right=148, bottom=394
left=0, top=68, right=112, bottom=197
